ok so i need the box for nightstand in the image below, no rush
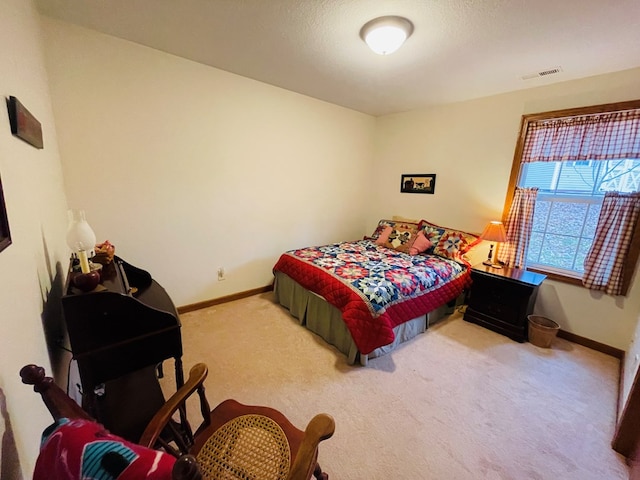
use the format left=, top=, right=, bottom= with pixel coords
left=463, top=263, right=546, bottom=342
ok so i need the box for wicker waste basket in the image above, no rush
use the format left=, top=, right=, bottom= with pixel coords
left=528, top=315, right=560, bottom=348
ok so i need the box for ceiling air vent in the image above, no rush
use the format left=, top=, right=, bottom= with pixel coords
left=522, top=67, right=563, bottom=80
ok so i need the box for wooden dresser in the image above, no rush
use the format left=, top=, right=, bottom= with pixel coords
left=61, top=255, right=183, bottom=440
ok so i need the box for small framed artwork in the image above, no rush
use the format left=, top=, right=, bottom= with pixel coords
left=401, top=174, right=436, bottom=194
left=7, top=96, right=43, bottom=149
left=0, top=175, right=11, bottom=253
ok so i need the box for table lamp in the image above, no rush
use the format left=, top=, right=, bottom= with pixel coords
left=66, top=209, right=96, bottom=274
left=480, top=221, right=507, bottom=268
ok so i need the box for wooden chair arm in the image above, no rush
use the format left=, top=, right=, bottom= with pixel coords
left=287, top=413, right=335, bottom=480
left=20, top=364, right=92, bottom=421
left=138, top=363, right=209, bottom=448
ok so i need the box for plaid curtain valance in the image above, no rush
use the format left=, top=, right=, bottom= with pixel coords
left=522, top=109, right=640, bottom=163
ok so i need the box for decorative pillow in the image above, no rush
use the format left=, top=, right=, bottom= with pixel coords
left=375, top=226, right=393, bottom=245
left=433, top=229, right=481, bottom=262
left=417, top=220, right=447, bottom=252
left=369, top=219, right=420, bottom=240
left=369, top=219, right=394, bottom=240
left=408, top=232, right=433, bottom=255
left=382, top=226, right=418, bottom=253
left=418, top=220, right=480, bottom=263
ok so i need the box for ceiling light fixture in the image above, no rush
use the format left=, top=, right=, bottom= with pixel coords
left=360, top=16, right=414, bottom=55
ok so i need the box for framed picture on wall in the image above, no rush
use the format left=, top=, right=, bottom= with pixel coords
left=401, top=174, right=436, bottom=194
left=7, top=96, right=43, bottom=149
left=0, top=175, right=11, bottom=253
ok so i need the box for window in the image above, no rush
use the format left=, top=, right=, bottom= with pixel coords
left=520, top=159, right=640, bottom=277
left=504, top=100, right=640, bottom=287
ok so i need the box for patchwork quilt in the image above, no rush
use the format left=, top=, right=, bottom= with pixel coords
left=273, top=240, right=471, bottom=355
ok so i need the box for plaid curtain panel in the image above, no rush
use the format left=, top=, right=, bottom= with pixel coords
left=497, top=187, right=538, bottom=268
left=582, top=192, right=640, bottom=296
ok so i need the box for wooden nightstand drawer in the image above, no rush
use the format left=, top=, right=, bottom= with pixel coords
left=464, top=307, right=527, bottom=341
left=469, top=279, right=531, bottom=310
left=476, top=300, right=519, bottom=324
left=463, top=264, right=546, bottom=342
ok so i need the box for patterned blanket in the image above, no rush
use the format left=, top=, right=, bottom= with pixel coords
left=34, top=418, right=175, bottom=480
left=273, top=240, right=471, bottom=354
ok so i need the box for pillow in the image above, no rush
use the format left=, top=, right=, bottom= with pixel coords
left=433, top=230, right=480, bottom=261
left=369, top=219, right=420, bottom=240
left=408, top=232, right=433, bottom=255
left=417, top=220, right=447, bottom=252
left=369, top=219, right=394, bottom=240
left=418, top=220, right=480, bottom=262
left=382, top=226, right=418, bottom=253
left=375, top=226, right=393, bottom=245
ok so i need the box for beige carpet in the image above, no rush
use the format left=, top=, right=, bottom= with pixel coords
left=160, top=292, right=628, bottom=479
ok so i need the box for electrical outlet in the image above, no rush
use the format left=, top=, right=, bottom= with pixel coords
left=217, top=267, right=225, bottom=281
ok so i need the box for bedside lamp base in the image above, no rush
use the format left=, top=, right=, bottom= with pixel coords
left=483, top=261, right=504, bottom=269
left=483, top=243, right=504, bottom=269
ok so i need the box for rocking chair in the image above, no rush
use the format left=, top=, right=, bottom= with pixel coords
left=21, top=362, right=335, bottom=480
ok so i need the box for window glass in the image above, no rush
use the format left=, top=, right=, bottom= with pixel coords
left=520, top=159, right=639, bottom=276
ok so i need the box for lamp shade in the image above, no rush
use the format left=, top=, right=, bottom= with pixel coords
left=66, top=209, right=96, bottom=255
left=360, top=16, right=414, bottom=55
left=480, top=221, right=507, bottom=243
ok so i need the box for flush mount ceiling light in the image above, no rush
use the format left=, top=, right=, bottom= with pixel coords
left=360, top=16, right=414, bottom=55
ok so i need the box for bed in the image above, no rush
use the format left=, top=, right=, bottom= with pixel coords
left=272, top=219, right=481, bottom=365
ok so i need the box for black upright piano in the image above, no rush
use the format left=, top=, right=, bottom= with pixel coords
left=61, top=255, right=184, bottom=441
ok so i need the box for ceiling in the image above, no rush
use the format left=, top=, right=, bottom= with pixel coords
left=35, top=0, right=640, bottom=116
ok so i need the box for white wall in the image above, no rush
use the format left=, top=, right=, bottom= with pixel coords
left=0, top=2, right=71, bottom=478
left=41, top=18, right=376, bottom=307
left=372, top=67, right=640, bottom=350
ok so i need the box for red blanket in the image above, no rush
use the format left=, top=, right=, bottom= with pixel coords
left=273, top=241, right=471, bottom=355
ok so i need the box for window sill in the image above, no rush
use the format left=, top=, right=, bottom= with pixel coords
left=526, top=267, right=584, bottom=287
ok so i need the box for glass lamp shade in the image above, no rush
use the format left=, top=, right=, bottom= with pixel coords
left=66, top=209, right=97, bottom=256
left=364, top=26, right=407, bottom=55
left=360, top=16, right=414, bottom=55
